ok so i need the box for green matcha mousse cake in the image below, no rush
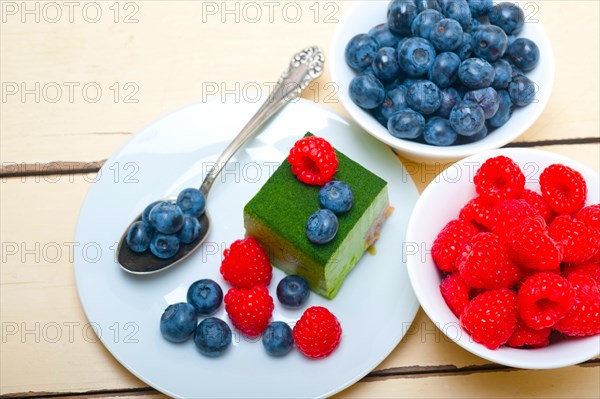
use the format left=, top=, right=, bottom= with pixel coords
left=244, top=134, right=390, bottom=299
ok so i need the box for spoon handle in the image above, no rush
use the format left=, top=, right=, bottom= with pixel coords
left=199, top=46, right=325, bottom=195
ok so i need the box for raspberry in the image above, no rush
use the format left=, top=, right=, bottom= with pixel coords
left=518, top=188, right=555, bottom=224
left=288, top=136, right=338, bottom=186
left=432, top=219, right=479, bottom=272
left=224, top=285, right=274, bottom=337
left=575, top=204, right=600, bottom=229
left=488, top=199, right=538, bottom=241
left=459, top=197, right=494, bottom=230
left=293, top=306, right=342, bottom=359
left=539, top=164, right=587, bottom=214
left=220, top=237, right=272, bottom=289
left=440, top=273, right=470, bottom=317
left=460, top=288, right=518, bottom=350
left=517, top=272, right=575, bottom=330
left=474, top=156, right=525, bottom=205
left=506, top=319, right=551, bottom=348
left=553, top=274, right=600, bottom=336
left=457, top=232, right=521, bottom=289
left=549, top=214, right=600, bottom=263
left=563, top=261, right=600, bottom=285
left=507, top=217, right=563, bottom=270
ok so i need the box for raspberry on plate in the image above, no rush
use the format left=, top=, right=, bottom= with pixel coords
left=518, top=188, right=555, bottom=224
left=575, top=204, right=600, bottom=229
left=432, top=219, right=479, bottom=272
left=459, top=196, right=494, bottom=230
left=549, top=214, right=600, bottom=264
left=506, top=319, right=551, bottom=348
left=440, top=273, right=470, bottom=317
left=539, top=164, right=587, bottom=214
left=553, top=274, right=600, bottom=336
left=562, top=261, right=600, bottom=286
left=507, top=217, right=563, bottom=270
left=473, top=156, right=525, bottom=205
left=460, top=288, right=518, bottom=350
left=288, top=136, right=338, bottom=186
left=517, top=272, right=575, bottom=330
left=220, top=237, right=272, bottom=289
left=488, top=199, right=538, bottom=241
left=293, top=306, right=342, bottom=359
left=457, top=232, right=521, bottom=289
left=224, top=285, right=274, bottom=337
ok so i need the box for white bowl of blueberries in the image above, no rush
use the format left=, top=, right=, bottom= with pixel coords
left=330, top=0, right=554, bottom=162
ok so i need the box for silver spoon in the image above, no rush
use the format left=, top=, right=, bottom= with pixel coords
left=117, top=46, right=325, bottom=274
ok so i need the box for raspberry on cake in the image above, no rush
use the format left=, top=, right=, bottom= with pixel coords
left=244, top=134, right=390, bottom=299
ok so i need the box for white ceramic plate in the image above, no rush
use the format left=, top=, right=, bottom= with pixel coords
left=406, top=148, right=600, bottom=369
left=73, top=98, right=420, bottom=398
left=330, top=1, right=555, bottom=162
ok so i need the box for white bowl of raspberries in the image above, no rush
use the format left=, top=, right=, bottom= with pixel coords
left=406, top=148, right=599, bottom=369
left=330, top=0, right=554, bottom=162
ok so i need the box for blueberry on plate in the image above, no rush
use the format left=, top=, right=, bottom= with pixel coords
left=471, top=25, right=508, bottom=62
left=126, top=221, right=153, bottom=253
left=148, top=201, right=184, bottom=234
left=177, top=215, right=201, bottom=244
left=411, top=9, right=443, bottom=39
left=508, top=75, right=536, bottom=107
left=177, top=188, right=206, bottom=218
left=262, top=322, right=294, bottom=356
left=406, top=80, right=441, bottom=115
left=459, top=124, right=488, bottom=143
left=398, top=37, right=437, bottom=77
left=368, top=23, right=400, bottom=49
left=488, top=2, right=525, bottom=35
left=449, top=101, right=486, bottom=136
left=345, top=34, right=380, bottom=70
left=491, top=59, right=513, bottom=89
left=160, top=302, right=197, bottom=343
left=150, top=233, right=180, bottom=259
left=436, top=87, right=461, bottom=118
left=487, top=89, right=513, bottom=128
left=187, top=279, right=223, bottom=315
left=458, top=58, right=495, bottom=89
left=441, top=0, right=471, bottom=30
left=372, top=47, right=402, bottom=82
left=456, top=32, right=473, bottom=60
left=194, top=317, right=232, bottom=357
left=416, top=0, right=441, bottom=13
left=306, top=209, right=339, bottom=245
left=463, top=87, right=499, bottom=119
left=467, top=0, right=492, bottom=17
left=423, top=117, right=458, bottom=146
left=387, top=0, right=418, bottom=36
left=380, top=86, right=408, bottom=120
left=506, top=38, right=540, bottom=72
left=428, top=52, right=461, bottom=88
left=387, top=109, right=426, bottom=139
left=349, top=75, right=385, bottom=110
left=319, top=181, right=354, bottom=214
left=277, top=275, right=310, bottom=308
left=429, top=18, right=463, bottom=52
left=142, top=201, right=162, bottom=224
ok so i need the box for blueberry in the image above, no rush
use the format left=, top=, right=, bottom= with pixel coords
left=194, top=317, right=232, bottom=357
left=306, top=209, right=338, bottom=244
left=436, top=87, right=461, bottom=118
left=349, top=75, right=386, bottom=110
left=491, top=59, right=513, bottom=89
left=160, top=302, right=197, bottom=343
left=177, top=215, right=201, bottom=244
left=456, top=32, right=473, bottom=60
left=508, top=75, right=536, bottom=107
left=176, top=188, right=206, bottom=218
left=387, top=109, right=426, bottom=139
left=423, top=117, right=458, bottom=146
left=359, top=65, right=376, bottom=77
left=489, top=2, right=525, bottom=35
left=277, top=275, right=310, bottom=308
left=368, top=23, right=400, bottom=49
left=458, top=58, right=495, bottom=89
left=411, top=9, right=443, bottom=39
left=507, top=35, right=518, bottom=46
left=463, top=87, right=499, bottom=119
left=406, top=80, right=441, bottom=115
left=428, top=52, right=461, bottom=88
left=319, top=181, right=354, bottom=214
left=467, top=18, right=481, bottom=33
left=187, top=279, right=223, bottom=315
left=150, top=233, right=180, bottom=259
left=506, top=38, right=540, bottom=72
left=148, top=201, right=184, bottom=234
left=388, top=0, right=418, bottom=36
left=345, top=34, right=380, bottom=70
left=459, top=124, right=488, bottom=142
left=510, top=63, right=525, bottom=78
left=416, top=0, right=441, bottom=13
left=430, top=19, right=463, bottom=52
left=471, top=25, right=508, bottom=62
left=380, top=87, right=408, bottom=120
left=142, top=201, right=162, bottom=224
left=467, top=0, right=492, bottom=17
left=262, top=322, right=294, bottom=357
left=449, top=101, right=486, bottom=136
left=441, top=0, right=471, bottom=30
left=371, top=107, right=389, bottom=127
left=384, top=77, right=404, bottom=92
left=126, top=221, right=153, bottom=253
left=487, top=89, right=513, bottom=128
left=372, top=47, right=402, bottom=82
left=397, top=37, right=437, bottom=77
